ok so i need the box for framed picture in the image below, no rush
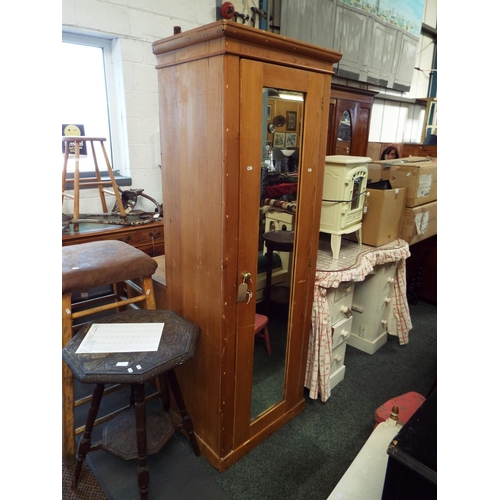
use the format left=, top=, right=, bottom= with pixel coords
left=267, top=105, right=272, bottom=120
left=273, top=132, right=285, bottom=148
left=285, top=133, right=297, bottom=148
left=286, top=111, right=297, bottom=131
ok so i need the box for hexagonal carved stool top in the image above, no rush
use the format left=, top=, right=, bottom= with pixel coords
left=62, top=309, right=200, bottom=385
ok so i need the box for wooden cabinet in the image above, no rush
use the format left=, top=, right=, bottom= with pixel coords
left=406, top=235, right=437, bottom=305
left=326, top=84, right=377, bottom=157
left=281, top=1, right=421, bottom=92
left=153, top=20, right=341, bottom=471
left=62, top=220, right=164, bottom=257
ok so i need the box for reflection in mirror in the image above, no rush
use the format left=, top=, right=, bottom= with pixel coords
left=336, top=110, right=351, bottom=155
left=250, top=88, right=305, bottom=421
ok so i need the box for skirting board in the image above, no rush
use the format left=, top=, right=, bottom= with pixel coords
left=347, top=332, right=387, bottom=355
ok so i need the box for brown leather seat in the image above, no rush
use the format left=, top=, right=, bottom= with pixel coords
left=63, top=240, right=158, bottom=294
left=62, top=240, right=158, bottom=465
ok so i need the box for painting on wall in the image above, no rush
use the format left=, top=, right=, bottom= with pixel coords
left=286, top=111, right=297, bottom=131
left=285, top=133, right=297, bottom=148
left=273, top=132, right=285, bottom=148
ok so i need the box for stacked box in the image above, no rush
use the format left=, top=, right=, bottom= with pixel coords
left=361, top=187, right=406, bottom=246
left=387, top=157, right=437, bottom=245
left=389, top=157, right=437, bottom=207
left=354, top=157, right=438, bottom=247
left=366, top=160, right=392, bottom=182
left=401, top=201, right=437, bottom=246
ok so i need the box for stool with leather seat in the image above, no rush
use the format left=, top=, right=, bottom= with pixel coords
left=62, top=239, right=158, bottom=465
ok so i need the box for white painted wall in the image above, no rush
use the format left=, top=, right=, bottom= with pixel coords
left=61, top=0, right=436, bottom=213
left=62, top=0, right=217, bottom=214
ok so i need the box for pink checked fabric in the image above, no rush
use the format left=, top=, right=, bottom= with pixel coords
left=305, top=239, right=412, bottom=402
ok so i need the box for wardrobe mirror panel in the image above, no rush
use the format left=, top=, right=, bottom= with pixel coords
left=336, top=110, right=352, bottom=155
left=250, top=88, right=304, bottom=421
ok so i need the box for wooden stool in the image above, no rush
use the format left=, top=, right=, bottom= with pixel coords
left=255, top=313, right=271, bottom=355
left=262, top=230, right=294, bottom=313
left=374, top=391, right=426, bottom=428
left=62, top=309, right=200, bottom=500
left=62, top=136, right=126, bottom=231
left=62, top=240, right=158, bottom=465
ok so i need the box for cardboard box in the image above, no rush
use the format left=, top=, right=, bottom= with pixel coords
left=360, top=187, right=406, bottom=247
left=366, top=162, right=382, bottom=183
left=389, top=157, right=437, bottom=207
left=400, top=201, right=437, bottom=246
left=401, top=143, right=437, bottom=158
left=367, top=160, right=392, bottom=182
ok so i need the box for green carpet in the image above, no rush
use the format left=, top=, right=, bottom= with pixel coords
left=200, top=300, right=437, bottom=500
left=64, top=300, right=436, bottom=499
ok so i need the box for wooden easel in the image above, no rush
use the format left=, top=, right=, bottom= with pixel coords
left=62, top=136, right=126, bottom=231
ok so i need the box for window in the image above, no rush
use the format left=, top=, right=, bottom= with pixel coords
left=62, top=33, right=127, bottom=176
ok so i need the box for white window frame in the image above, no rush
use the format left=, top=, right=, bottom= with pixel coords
left=62, top=31, right=128, bottom=176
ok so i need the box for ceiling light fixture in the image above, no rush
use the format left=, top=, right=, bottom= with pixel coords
left=278, top=93, right=304, bottom=102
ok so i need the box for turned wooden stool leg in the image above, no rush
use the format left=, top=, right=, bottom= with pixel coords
left=142, top=276, right=157, bottom=310
left=264, top=246, right=274, bottom=315
left=166, top=370, right=200, bottom=456
left=62, top=293, right=75, bottom=466
left=262, top=324, right=271, bottom=355
left=133, top=383, right=150, bottom=500
left=73, top=383, right=104, bottom=490
left=158, top=373, right=171, bottom=412
left=62, top=141, right=70, bottom=205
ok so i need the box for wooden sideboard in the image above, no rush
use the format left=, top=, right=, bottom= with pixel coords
left=62, top=220, right=164, bottom=257
left=326, top=84, right=378, bottom=157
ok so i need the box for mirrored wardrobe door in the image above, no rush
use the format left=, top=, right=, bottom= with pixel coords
left=234, top=58, right=329, bottom=446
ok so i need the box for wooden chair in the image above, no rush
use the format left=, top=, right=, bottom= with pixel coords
left=62, top=240, right=158, bottom=465
left=62, top=136, right=126, bottom=231
left=255, top=313, right=271, bottom=355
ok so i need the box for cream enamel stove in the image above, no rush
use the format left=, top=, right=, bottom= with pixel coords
left=320, top=155, right=370, bottom=259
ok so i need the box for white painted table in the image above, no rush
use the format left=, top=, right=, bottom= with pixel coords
left=305, top=239, right=411, bottom=401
